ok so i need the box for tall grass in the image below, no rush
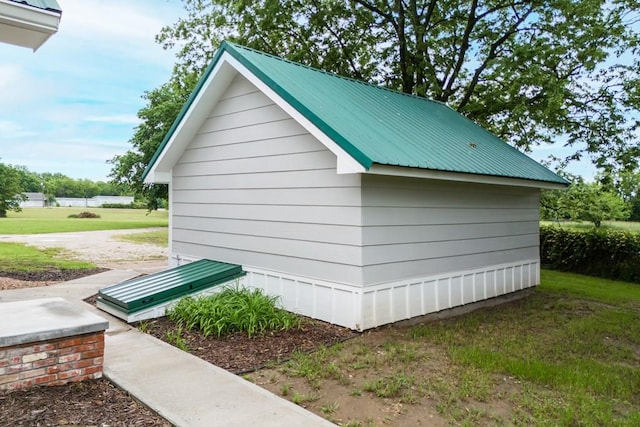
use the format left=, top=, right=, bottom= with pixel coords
left=167, top=286, right=301, bottom=338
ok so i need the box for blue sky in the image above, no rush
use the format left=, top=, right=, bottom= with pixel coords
left=0, top=0, right=596, bottom=182
left=0, top=0, right=185, bottom=181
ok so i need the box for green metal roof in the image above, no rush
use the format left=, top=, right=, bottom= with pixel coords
left=9, top=0, right=61, bottom=13
left=98, top=259, right=245, bottom=314
left=146, top=41, right=568, bottom=186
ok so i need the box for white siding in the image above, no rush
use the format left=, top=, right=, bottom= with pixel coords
left=361, top=175, right=540, bottom=285
left=171, top=74, right=363, bottom=285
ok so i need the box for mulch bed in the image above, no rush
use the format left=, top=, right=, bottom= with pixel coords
left=0, top=268, right=108, bottom=282
left=1, top=268, right=358, bottom=425
left=0, top=379, right=171, bottom=427
left=134, top=316, right=359, bottom=374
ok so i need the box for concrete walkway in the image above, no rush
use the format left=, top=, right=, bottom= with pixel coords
left=0, top=268, right=334, bottom=427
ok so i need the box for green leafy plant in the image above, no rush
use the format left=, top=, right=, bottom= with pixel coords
left=541, top=226, right=640, bottom=283
left=166, top=326, right=189, bottom=352
left=167, top=285, right=301, bottom=338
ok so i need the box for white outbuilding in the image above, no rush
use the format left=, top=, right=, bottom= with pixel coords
left=144, top=42, right=568, bottom=330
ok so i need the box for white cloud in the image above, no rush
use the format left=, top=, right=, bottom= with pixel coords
left=84, top=114, right=140, bottom=125
left=0, top=120, right=38, bottom=138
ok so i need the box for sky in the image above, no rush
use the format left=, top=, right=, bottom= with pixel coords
left=0, top=0, right=596, bottom=182
left=0, top=0, right=186, bottom=182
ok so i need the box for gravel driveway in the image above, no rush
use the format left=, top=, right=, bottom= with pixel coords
left=0, top=228, right=168, bottom=270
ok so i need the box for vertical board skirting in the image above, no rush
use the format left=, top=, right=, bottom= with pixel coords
left=243, top=267, right=364, bottom=330
left=236, top=259, right=539, bottom=331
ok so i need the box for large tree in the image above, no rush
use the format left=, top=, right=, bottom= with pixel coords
left=112, top=0, right=640, bottom=204
left=109, top=73, right=199, bottom=209
left=0, top=163, right=27, bottom=218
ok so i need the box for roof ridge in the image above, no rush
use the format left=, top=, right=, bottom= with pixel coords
left=223, top=41, right=451, bottom=109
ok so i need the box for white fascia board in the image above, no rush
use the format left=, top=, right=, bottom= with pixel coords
left=0, top=0, right=61, bottom=50
left=368, top=164, right=568, bottom=190
left=225, top=55, right=367, bottom=174
left=144, top=59, right=238, bottom=184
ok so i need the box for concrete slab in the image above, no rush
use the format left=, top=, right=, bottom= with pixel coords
left=104, top=329, right=335, bottom=427
left=0, top=297, right=108, bottom=346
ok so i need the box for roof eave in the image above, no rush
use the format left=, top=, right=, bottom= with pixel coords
left=143, top=51, right=239, bottom=184
left=144, top=43, right=367, bottom=183
left=368, top=164, right=569, bottom=190
left=0, top=0, right=61, bottom=51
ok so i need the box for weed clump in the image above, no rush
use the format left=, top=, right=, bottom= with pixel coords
left=167, top=286, right=300, bottom=338
left=68, top=211, right=101, bottom=219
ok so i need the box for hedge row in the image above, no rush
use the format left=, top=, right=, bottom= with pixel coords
left=101, top=203, right=147, bottom=209
left=540, top=226, right=640, bottom=284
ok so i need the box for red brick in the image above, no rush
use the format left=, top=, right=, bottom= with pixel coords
left=72, top=359, right=96, bottom=369
left=47, top=380, right=68, bottom=386
left=58, top=337, right=83, bottom=348
left=94, top=341, right=105, bottom=350
left=6, top=347, right=33, bottom=357
left=7, top=363, right=31, bottom=374
left=82, top=350, right=103, bottom=359
left=84, top=365, right=103, bottom=376
left=9, top=356, right=24, bottom=364
left=0, top=373, right=20, bottom=385
left=58, top=369, right=81, bottom=380
left=74, top=344, right=96, bottom=353
left=57, top=346, right=76, bottom=356
left=93, top=357, right=103, bottom=365
left=0, top=359, right=9, bottom=368
left=20, top=368, right=45, bottom=379
left=35, top=374, right=57, bottom=385
left=33, top=358, right=57, bottom=368
left=58, top=353, right=81, bottom=363
left=33, top=343, right=57, bottom=352
left=47, top=363, right=73, bottom=374
left=82, top=334, right=103, bottom=344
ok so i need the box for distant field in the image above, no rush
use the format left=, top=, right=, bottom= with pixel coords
left=541, top=220, right=640, bottom=233
left=0, top=208, right=168, bottom=234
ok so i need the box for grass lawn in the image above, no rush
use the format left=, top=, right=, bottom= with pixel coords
left=0, top=208, right=168, bottom=234
left=541, top=220, right=640, bottom=233
left=114, top=229, right=168, bottom=247
left=246, top=270, right=640, bottom=426
left=0, top=243, right=95, bottom=272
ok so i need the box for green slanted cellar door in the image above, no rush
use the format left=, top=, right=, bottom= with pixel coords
left=97, top=259, right=245, bottom=322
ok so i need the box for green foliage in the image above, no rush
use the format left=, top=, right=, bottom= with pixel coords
left=109, top=73, right=199, bottom=209
left=541, top=179, right=629, bottom=227
left=166, top=325, right=190, bottom=352
left=167, top=286, right=301, bottom=338
left=540, top=225, right=640, bottom=283
left=0, top=242, right=96, bottom=272
left=155, top=0, right=640, bottom=174
left=101, top=202, right=146, bottom=209
left=0, top=162, right=27, bottom=218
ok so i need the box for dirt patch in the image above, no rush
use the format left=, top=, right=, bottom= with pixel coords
left=0, top=268, right=108, bottom=290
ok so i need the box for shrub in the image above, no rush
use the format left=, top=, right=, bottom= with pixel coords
left=67, top=211, right=101, bottom=219
left=540, top=225, right=640, bottom=283
left=167, top=286, right=301, bottom=338
left=101, top=202, right=147, bottom=209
